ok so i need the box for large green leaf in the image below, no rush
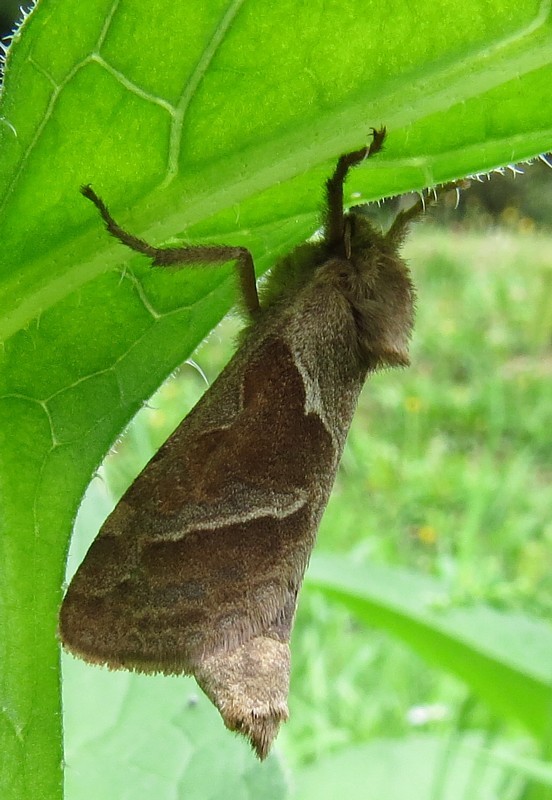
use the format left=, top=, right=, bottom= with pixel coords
left=0, top=0, right=551, bottom=797
left=64, top=664, right=289, bottom=800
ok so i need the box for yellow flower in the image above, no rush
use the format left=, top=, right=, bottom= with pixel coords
left=405, top=396, right=422, bottom=413
left=417, top=525, right=437, bottom=545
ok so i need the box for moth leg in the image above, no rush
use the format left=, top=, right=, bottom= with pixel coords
left=385, top=178, right=471, bottom=246
left=81, top=185, right=260, bottom=317
left=324, top=126, right=386, bottom=250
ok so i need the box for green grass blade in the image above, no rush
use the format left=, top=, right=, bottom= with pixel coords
left=306, top=554, right=552, bottom=739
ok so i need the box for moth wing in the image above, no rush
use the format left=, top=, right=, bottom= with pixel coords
left=60, top=336, right=336, bottom=757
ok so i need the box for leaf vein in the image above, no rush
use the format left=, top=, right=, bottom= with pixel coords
left=163, top=0, right=248, bottom=187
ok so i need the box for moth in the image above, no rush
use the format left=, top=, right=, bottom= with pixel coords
left=60, top=127, right=426, bottom=759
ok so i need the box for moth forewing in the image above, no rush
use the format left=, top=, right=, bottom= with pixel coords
left=60, top=128, right=419, bottom=759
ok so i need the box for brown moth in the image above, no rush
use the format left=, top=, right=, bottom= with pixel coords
left=60, top=127, right=427, bottom=759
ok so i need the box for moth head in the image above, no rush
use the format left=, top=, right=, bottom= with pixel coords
left=341, top=212, right=416, bottom=369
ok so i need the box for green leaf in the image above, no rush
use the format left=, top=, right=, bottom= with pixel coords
left=306, top=554, right=552, bottom=739
left=64, top=665, right=289, bottom=800
left=1, top=0, right=551, bottom=797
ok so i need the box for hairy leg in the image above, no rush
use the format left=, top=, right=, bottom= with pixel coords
left=81, top=185, right=260, bottom=317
